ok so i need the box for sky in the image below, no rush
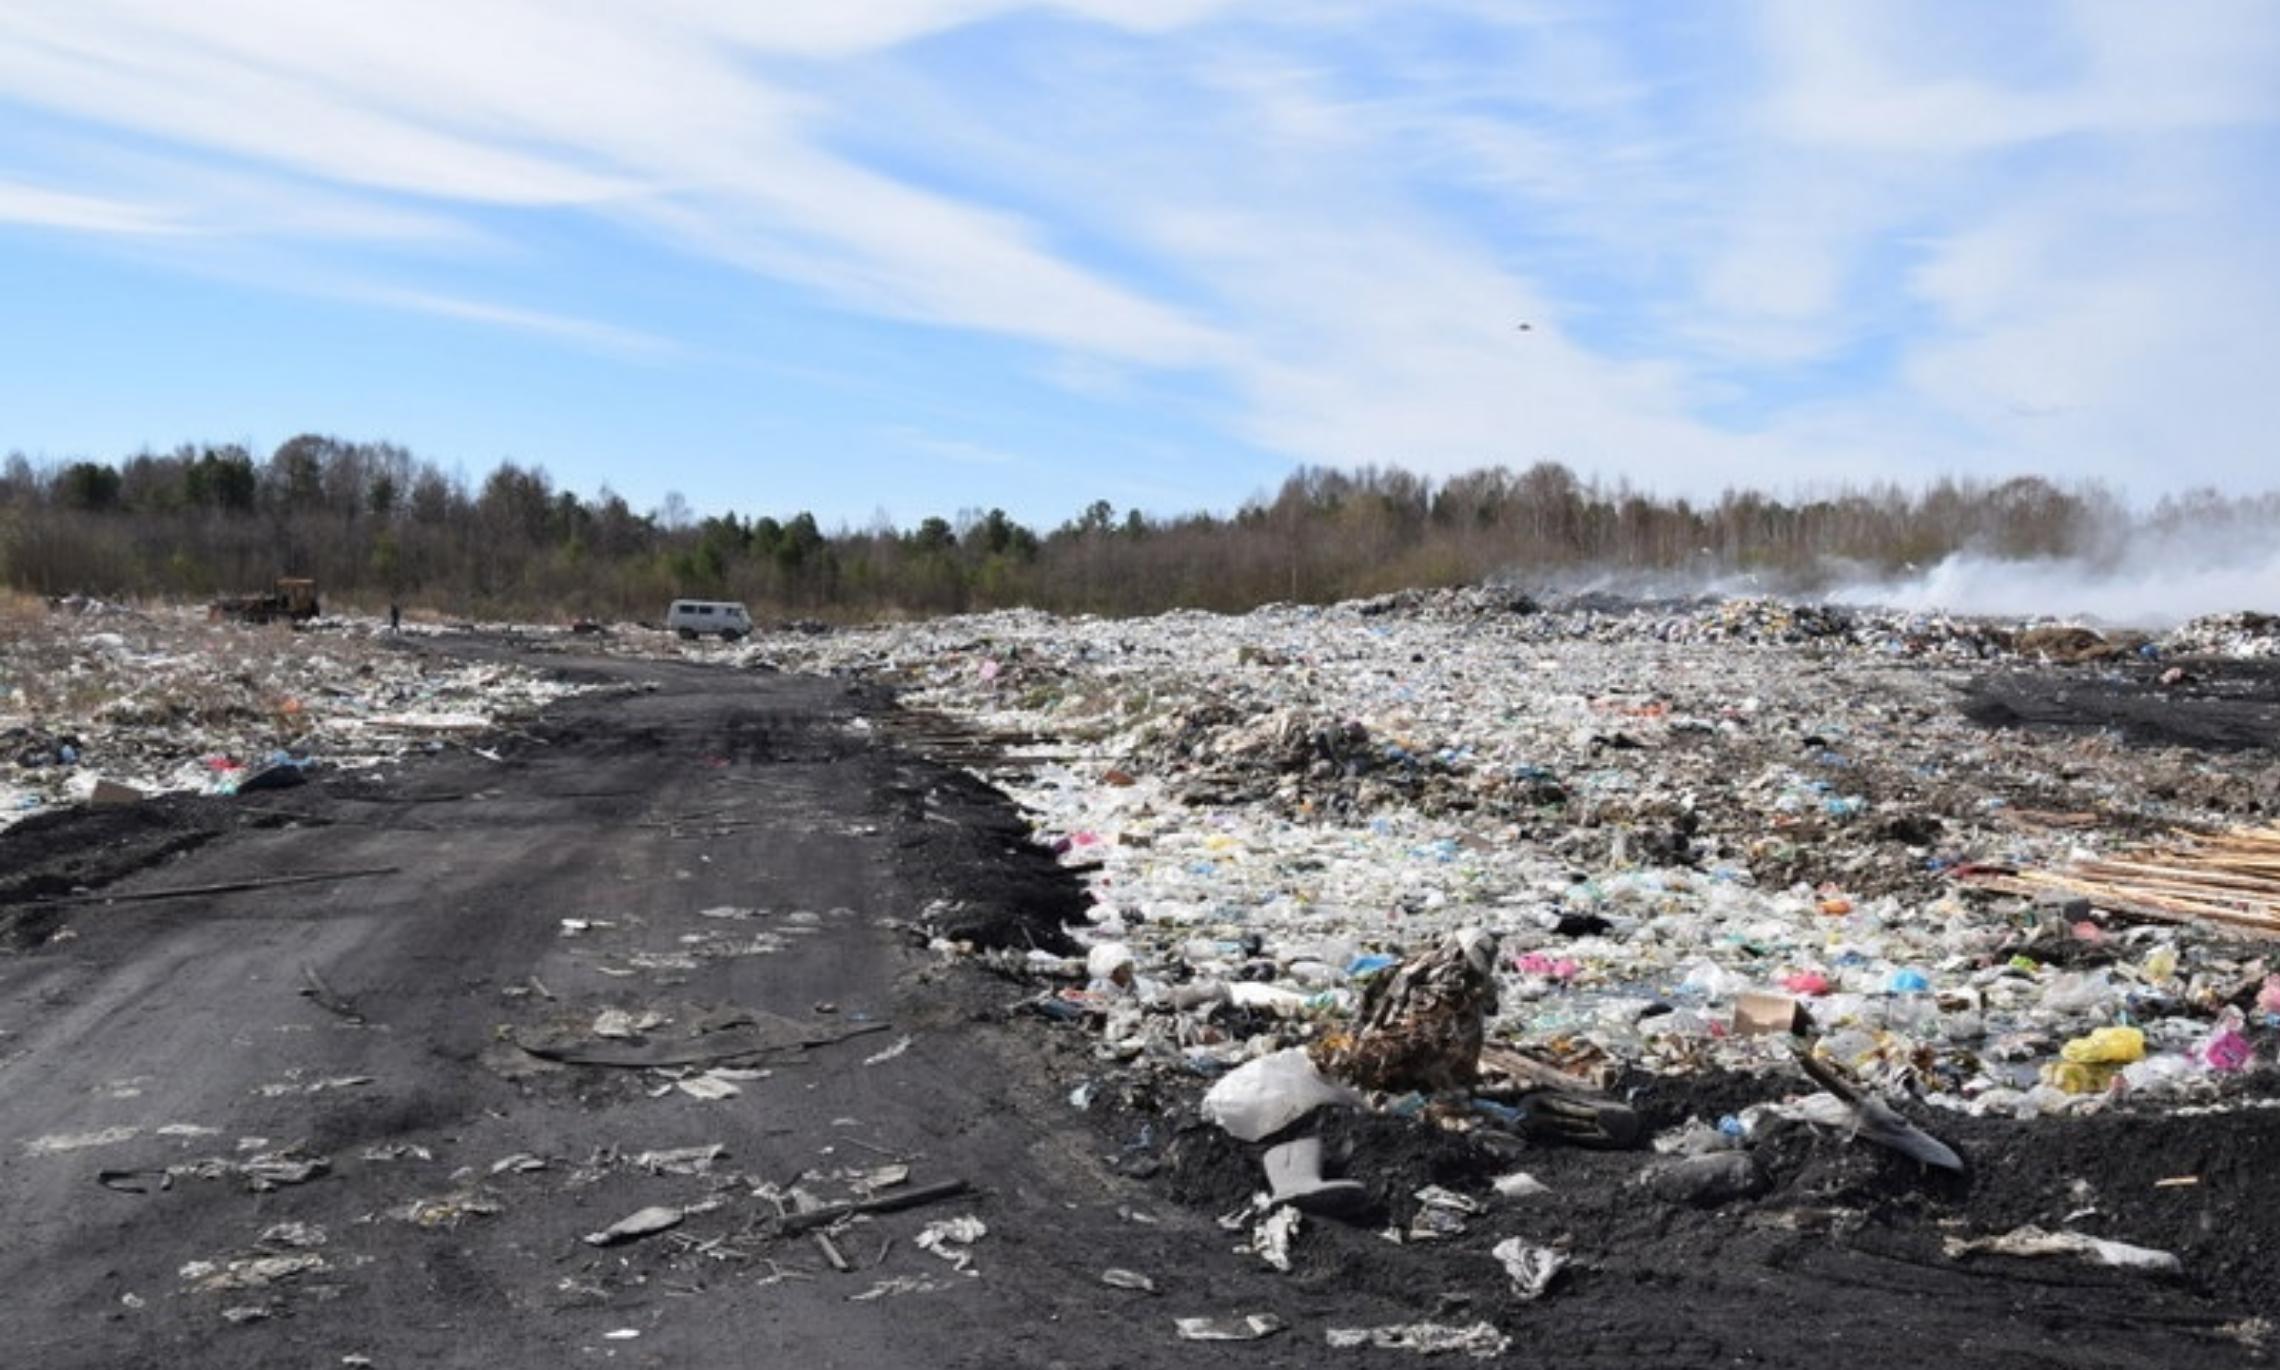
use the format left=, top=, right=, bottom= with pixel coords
left=1, top=0, right=2275, bottom=529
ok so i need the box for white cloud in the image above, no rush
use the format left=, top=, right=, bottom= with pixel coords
left=1755, top=0, right=2280, bottom=154
left=0, top=0, right=1232, bottom=365
left=0, top=0, right=2273, bottom=499
left=0, top=178, right=183, bottom=235
left=887, top=425, right=1023, bottom=467
left=350, top=286, right=677, bottom=357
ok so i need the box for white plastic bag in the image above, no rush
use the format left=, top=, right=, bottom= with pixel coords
left=1201, top=1047, right=1361, bottom=1141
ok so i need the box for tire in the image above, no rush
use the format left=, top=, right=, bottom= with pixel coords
left=720, top=630, right=745, bottom=643
left=677, top=628, right=697, bottom=641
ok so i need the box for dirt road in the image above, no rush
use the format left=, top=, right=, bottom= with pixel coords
left=0, top=645, right=1323, bottom=1368
left=1, top=643, right=2272, bottom=1368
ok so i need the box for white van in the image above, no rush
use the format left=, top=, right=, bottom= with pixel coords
left=666, top=599, right=753, bottom=641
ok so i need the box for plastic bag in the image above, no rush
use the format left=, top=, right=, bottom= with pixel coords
left=1201, top=1048, right=1362, bottom=1141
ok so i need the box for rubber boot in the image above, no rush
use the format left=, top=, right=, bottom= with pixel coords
left=1261, top=1136, right=1370, bottom=1216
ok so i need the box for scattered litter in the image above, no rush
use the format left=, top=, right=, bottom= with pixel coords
left=1201, top=1048, right=1361, bottom=1142
left=850, top=1276, right=946, bottom=1301
left=914, top=1215, right=987, bottom=1274
left=1944, top=1225, right=2182, bottom=1274
left=25, top=1126, right=141, bottom=1155
left=635, top=1144, right=727, bottom=1175
left=1492, top=1172, right=1550, bottom=1200
left=1175, top=1313, right=1286, bottom=1342
left=392, top=1189, right=502, bottom=1228
left=166, top=1147, right=331, bottom=1192
left=848, top=1163, right=911, bottom=1195
left=1796, top=1051, right=1964, bottom=1171
left=1490, top=1237, right=1566, bottom=1299
left=1407, top=1186, right=1483, bottom=1241
left=863, top=1035, right=914, bottom=1066
left=1102, top=1268, right=1157, bottom=1292
left=257, top=1222, right=327, bottom=1249
left=674, top=1072, right=745, bottom=1101
left=1249, top=1205, right=1301, bottom=1271
left=584, top=1206, right=685, bottom=1246
left=778, top=1178, right=971, bottom=1234
left=181, top=1253, right=328, bottom=1292
left=1326, top=1323, right=1510, bottom=1358
left=255, top=1075, right=373, bottom=1098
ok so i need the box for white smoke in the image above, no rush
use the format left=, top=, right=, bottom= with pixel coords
left=1828, top=520, right=2280, bottom=628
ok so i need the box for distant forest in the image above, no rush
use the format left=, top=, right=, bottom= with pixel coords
left=3, top=436, right=2272, bottom=619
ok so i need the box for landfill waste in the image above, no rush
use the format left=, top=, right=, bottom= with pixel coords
left=1201, top=1048, right=1362, bottom=1143
left=1174, top=1313, right=1286, bottom=1341
left=145, top=1147, right=331, bottom=1192
left=1943, top=1225, right=2182, bottom=1274
left=849, top=1276, right=948, bottom=1301
left=1489, top=1236, right=1567, bottom=1299
left=584, top=1205, right=685, bottom=1246
left=745, top=589, right=2277, bottom=1151
left=1, top=604, right=586, bottom=830
left=1734, top=990, right=1805, bottom=1037
left=863, top=1035, right=915, bottom=1066
left=393, top=1189, right=504, bottom=1228
left=1491, top=1171, right=1550, bottom=1200
left=1248, top=1204, right=1301, bottom=1270
left=180, top=1252, right=328, bottom=1293
left=39, top=588, right=2246, bottom=1346
left=1325, top=1322, right=1510, bottom=1358
left=913, top=1215, right=988, bottom=1274
left=1406, top=1185, right=1484, bottom=1241
left=1977, top=822, right=2280, bottom=937
left=703, top=585, right=2278, bottom=1345
left=1794, top=1050, right=1965, bottom=1171
left=1313, top=930, right=1499, bottom=1094
left=635, top=1144, right=727, bottom=1175
left=2045, top=1025, right=2148, bottom=1094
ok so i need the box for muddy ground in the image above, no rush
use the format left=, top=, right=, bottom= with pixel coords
left=0, top=640, right=2273, bottom=1367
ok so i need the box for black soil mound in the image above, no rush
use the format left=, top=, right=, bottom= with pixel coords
left=1966, top=658, right=2280, bottom=751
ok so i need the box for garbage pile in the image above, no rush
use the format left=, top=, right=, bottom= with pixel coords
left=2166, top=611, right=2280, bottom=659
left=0, top=605, right=584, bottom=828
left=745, top=592, right=2277, bottom=1136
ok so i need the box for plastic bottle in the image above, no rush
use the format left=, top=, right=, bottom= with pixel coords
left=1884, top=968, right=1934, bottom=1035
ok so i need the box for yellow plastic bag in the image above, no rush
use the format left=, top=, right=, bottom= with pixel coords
left=2060, top=1025, right=2146, bottom=1065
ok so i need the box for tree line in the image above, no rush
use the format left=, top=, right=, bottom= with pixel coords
left=2, top=436, right=2270, bottom=620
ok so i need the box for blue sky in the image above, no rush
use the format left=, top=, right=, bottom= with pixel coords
left=1, top=1, right=2274, bottom=529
